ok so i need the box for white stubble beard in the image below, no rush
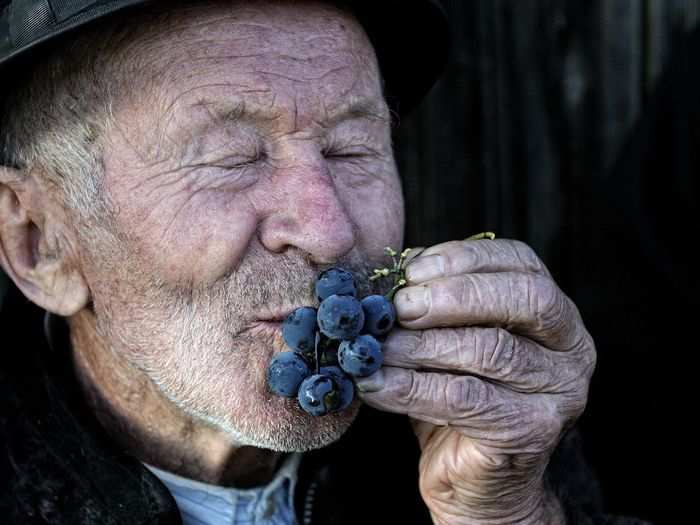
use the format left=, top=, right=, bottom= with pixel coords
left=86, top=232, right=379, bottom=452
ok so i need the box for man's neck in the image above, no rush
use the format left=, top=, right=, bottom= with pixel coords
left=67, top=309, right=284, bottom=488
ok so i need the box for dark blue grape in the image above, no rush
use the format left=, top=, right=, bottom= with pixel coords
left=315, top=268, right=356, bottom=302
left=361, top=295, right=396, bottom=337
left=267, top=352, right=311, bottom=397
left=338, top=334, right=384, bottom=377
left=297, top=374, right=340, bottom=416
left=317, top=294, right=365, bottom=341
left=321, top=366, right=355, bottom=412
left=282, top=307, right=318, bottom=355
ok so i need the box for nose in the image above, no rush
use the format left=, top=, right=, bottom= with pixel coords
left=257, top=156, right=357, bottom=264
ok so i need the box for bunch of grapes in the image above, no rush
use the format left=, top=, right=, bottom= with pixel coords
left=266, top=267, right=399, bottom=416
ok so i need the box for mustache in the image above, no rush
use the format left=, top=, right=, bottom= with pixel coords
left=180, top=245, right=391, bottom=327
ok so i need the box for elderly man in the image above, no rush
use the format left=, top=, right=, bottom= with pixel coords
left=0, top=1, right=645, bottom=524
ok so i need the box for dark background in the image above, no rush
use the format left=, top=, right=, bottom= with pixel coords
left=393, top=1, right=698, bottom=524
left=1, top=1, right=696, bottom=523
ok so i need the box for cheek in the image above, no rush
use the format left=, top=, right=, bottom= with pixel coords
left=115, top=189, right=259, bottom=284
left=173, top=197, right=258, bottom=281
left=341, top=175, right=404, bottom=259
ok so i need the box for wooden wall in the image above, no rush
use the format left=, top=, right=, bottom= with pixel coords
left=395, top=2, right=700, bottom=523
left=397, top=0, right=699, bottom=263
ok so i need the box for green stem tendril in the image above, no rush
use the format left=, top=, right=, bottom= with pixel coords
left=370, top=234, right=496, bottom=304
left=386, top=278, right=407, bottom=302
left=465, top=231, right=496, bottom=241
left=369, top=246, right=414, bottom=301
left=385, top=247, right=398, bottom=269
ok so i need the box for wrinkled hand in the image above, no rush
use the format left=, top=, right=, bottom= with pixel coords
left=356, top=239, right=596, bottom=525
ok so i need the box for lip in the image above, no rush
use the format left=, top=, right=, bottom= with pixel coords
left=254, top=306, right=305, bottom=323
left=254, top=320, right=283, bottom=327
left=257, top=316, right=288, bottom=324
left=244, top=320, right=285, bottom=341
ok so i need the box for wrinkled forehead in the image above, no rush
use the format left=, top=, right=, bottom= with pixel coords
left=116, top=0, right=385, bottom=132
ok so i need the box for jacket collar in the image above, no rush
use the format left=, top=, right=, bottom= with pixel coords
left=0, top=290, right=182, bottom=524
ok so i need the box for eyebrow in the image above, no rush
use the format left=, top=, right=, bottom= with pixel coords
left=329, top=98, right=391, bottom=125
left=189, top=98, right=249, bottom=129
left=188, top=95, right=391, bottom=131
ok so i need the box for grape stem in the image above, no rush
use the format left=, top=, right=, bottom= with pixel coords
left=314, top=332, right=321, bottom=374
left=368, top=247, right=415, bottom=301
left=369, top=234, right=496, bottom=302
left=465, top=231, right=496, bottom=240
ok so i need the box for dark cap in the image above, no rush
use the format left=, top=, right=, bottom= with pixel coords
left=0, top=0, right=450, bottom=114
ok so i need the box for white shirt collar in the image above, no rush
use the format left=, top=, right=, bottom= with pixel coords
left=144, top=453, right=302, bottom=525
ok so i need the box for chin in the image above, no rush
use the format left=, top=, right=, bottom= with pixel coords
left=155, top=352, right=362, bottom=453
left=212, top=329, right=362, bottom=452
left=243, top=412, right=360, bottom=453
left=208, top=387, right=362, bottom=453
left=129, top=310, right=362, bottom=453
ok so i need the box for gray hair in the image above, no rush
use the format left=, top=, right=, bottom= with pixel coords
left=0, top=6, right=171, bottom=232
left=0, top=28, right=120, bottom=226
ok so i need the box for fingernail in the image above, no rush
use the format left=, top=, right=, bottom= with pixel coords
left=394, top=286, right=430, bottom=321
left=406, top=254, right=444, bottom=283
left=355, top=369, right=385, bottom=393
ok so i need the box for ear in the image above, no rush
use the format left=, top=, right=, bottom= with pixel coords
left=0, top=166, right=90, bottom=316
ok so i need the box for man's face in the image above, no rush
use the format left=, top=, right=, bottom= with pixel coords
left=79, top=0, right=404, bottom=451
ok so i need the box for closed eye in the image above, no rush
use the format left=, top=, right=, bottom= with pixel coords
left=323, top=146, right=381, bottom=159
left=210, top=154, right=262, bottom=170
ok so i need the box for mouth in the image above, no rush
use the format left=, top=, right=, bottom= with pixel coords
left=254, top=305, right=307, bottom=324
left=247, top=304, right=313, bottom=346
left=249, top=307, right=297, bottom=338
left=254, top=320, right=283, bottom=329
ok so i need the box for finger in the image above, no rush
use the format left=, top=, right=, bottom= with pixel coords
left=394, top=272, right=588, bottom=352
left=403, top=246, right=426, bottom=265
left=381, top=327, right=588, bottom=394
left=356, top=367, right=564, bottom=446
left=405, top=239, right=551, bottom=284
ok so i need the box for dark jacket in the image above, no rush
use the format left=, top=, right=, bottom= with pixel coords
left=0, top=289, right=650, bottom=525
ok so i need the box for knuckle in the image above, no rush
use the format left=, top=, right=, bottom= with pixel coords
left=564, top=331, right=597, bottom=386
left=554, top=374, right=590, bottom=422
left=398, top=369, right=421, bottom=405
left=436, top=328, right=466, bottom=366
left=418, top=328, right=443, bottom=362
left=447, top=274, right=478, bottom=317
left=528, top=274, right=564, bottom=333
left=472, top=449, right=514, bottom=476
left=445, top=376, right=483, bottom=414
left=477, top=327, right=518, bottom=377
left=441, top=240, right=467, bottom=269
left=509, top=239, right=534, bottom=254
left=564, top=390, right=589, bottom=422
left=572, top=393, right=589, bottom=420
left=510, top=239, right=550, bottom=275
left=582, top=333, right=597, bottom=379
left=456, top=240, right=483, bottom=265
left=533, top=400, right=565, bottom=445
left=423, top=240, right=463, bottom=272
left=397, top=370, right=444, bottom=410
left=430, top=239, right=462, bottom=256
